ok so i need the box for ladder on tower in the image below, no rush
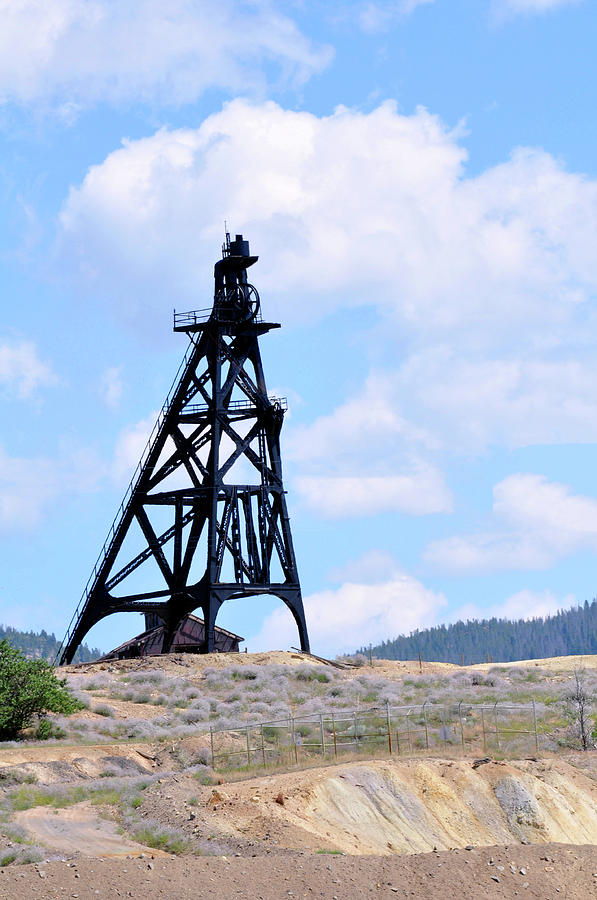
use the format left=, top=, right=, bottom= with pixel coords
left=55, top=339, right=200, bottom=664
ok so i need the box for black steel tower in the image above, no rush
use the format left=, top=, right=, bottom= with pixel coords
left=58, top=234, right=310, bottom=664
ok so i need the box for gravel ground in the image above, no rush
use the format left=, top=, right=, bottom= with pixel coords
left=0, top=843, right=596, bottom=899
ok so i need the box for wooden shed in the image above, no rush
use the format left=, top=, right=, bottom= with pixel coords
left=101, top=613, right=244, bottom=660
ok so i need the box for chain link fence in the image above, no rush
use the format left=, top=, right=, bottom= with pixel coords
left=209, top=700, right=539, bottom=771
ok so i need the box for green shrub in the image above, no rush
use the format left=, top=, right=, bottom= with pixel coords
left=133, top=826, right=189, bottom=854
left=34, top=718, right=66, bottom=740
left=0, top=640, right=83, bottom=741
left=262, top=725, right=282, bottom=741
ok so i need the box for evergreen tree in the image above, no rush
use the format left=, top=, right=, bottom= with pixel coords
left=0, top=625, right=101, bottom=663
left=359, top=599, right=597, bottom=664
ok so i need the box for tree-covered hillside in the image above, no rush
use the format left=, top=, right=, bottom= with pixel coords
left=0, top=625, right=102, bottom=664
left=361, top=600, right=597, bottom=664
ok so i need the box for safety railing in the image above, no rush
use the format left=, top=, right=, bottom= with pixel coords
left=182, top=396, right=288, bottom=417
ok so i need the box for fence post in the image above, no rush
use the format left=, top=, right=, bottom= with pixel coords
left=440, top=706, right=447, bottom=750
left=422, top=702, right=430, bottom=750
left=210, top=726, right=215, bottom=768
left=246, top=724, right=251, bottom=766
left=353, top=712, right=358, bottom=749
left=291, top=716, right=298, bottom=765
left=386, top=701, right=392, bottom=756
left=493, top=702, right=501, bottom=751
left=457, top=701, right=465, bottom=753
left=260, top=723, right=266, bottom=766
left=481, top=707, right=487, bottom=753
left=532, top=699, right=538, bottom=753
left=319, top=713, right=326, bottom=757
left=332, top=713, right=337, bottom=757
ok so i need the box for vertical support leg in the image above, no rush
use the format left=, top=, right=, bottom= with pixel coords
left=201, top=595, right=222, bottom=653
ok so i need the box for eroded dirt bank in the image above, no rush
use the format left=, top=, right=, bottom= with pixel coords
left=1, top=843, right=596, bottom=899
left=122, top=755, right=597, bottom=858
left=11, top=756, right=597, bottom=862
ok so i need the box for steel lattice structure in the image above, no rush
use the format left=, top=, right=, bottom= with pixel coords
left=58, top=234, right=310, bottom=664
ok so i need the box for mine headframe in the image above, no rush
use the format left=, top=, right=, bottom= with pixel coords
left=57, top=233, right=310, bottom=664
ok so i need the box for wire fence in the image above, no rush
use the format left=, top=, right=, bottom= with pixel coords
left=209, top=700, right=539, bottom=771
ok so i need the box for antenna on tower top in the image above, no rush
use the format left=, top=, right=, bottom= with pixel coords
left=222, top=222, right=231, bottom=258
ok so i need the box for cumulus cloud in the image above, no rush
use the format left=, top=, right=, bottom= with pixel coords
left=111, top=412, right=157, bottom=484
left=287, top=371, right=450, bottom=518
left=58, top=99, right=597, bottom=340
left=57, top=99, right=597, bottom=497
left=458, top=588, right=576, bottom=621
left=0, top=339, right=57, bottom=398
left=250, top=561, right=447, bottom=655
left=295, top=471, right=451, bottom=518
left=0, top=1, right=331, bottom=108
left=425, top=474, right=597, bottom=573
left=387, top=352, right=597, bottom=452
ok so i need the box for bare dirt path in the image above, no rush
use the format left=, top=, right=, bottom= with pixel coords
left=0, top=843, right=596, bottom=899
left=15, top=803, right=169, bottom=859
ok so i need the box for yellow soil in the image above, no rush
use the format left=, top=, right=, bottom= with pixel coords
left=187, top=755, right=597, bottom=856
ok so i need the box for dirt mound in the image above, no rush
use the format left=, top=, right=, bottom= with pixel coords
left=304, top=757, right=597, bottom=854
left=117, top=755, right=597, bottom=859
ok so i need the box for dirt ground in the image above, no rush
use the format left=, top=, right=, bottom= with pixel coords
left=1, top=843, right=596, bottom=899
left=66, top=649, right=597, bottom=680
left=3, top=651, right=597, bottom=898
left=15, top=803, right=170, bottom=859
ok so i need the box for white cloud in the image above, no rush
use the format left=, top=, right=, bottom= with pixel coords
left=493, top=0, right=582, bottom=17
left=288, top=372, right=435, bottom=463
left=58, top=99, right=597, bottom=341
left=486, top=589, right=577, bottom=621
left=57, top=99, right=597, bottom=477
left=100, top=366, right=124, bottom=410
left=296, top=471, right=451, bottom=518
left=111, top=412, right=156, bottom=484
left=0, top=444, right=100, bottom=532
left=328, top=549, right=400, bottom=584
left=287, top=372, right=450, bottom=518
left=450, top=589, right=578, bottom=627
left=0, top=339, right=57, bottom=398
left=396, top=352, right=597, bottom=451
left=425, top=474, right=597, bottom=573
left=250, top=566, right=447, bottom=656
left=0, top=1, right=331, bottom=108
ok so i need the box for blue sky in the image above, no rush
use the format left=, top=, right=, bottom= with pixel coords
left=1, top=0, right=597, bottom=658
